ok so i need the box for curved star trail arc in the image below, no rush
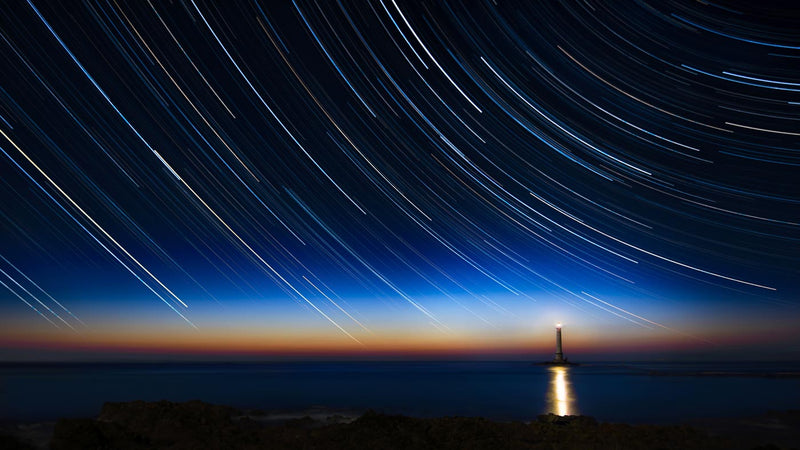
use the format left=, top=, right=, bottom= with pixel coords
left=0, top=1, right=797, bottom=350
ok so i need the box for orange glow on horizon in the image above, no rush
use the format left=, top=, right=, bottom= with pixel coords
left=4, top=313, right=796, bottom=360
left=0, top=322, right=720, bottom=359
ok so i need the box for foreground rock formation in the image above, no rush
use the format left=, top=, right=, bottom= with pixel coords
left=3, top=400, right=794, bottom=449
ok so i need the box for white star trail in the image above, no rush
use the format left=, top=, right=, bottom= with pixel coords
left=0, top=1, right=795, bottom=345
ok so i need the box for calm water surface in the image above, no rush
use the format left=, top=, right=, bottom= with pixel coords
left=1, top=361, right=798, bottom=423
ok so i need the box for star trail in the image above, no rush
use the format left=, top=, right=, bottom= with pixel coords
left=0, top=1, right=797, bottom=358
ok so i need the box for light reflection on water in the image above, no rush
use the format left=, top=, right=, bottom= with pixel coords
left=546, top=366, right=577, bottom=416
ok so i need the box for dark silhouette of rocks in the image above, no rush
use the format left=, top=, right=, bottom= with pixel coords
left=0, top=432, right=36, bottom=450
left=45, top=400, right=794, bottom=450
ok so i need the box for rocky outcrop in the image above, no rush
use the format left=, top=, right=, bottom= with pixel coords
left=48, top=400, right=786, bottom=449
left=0, top=432, right=36, bottom=450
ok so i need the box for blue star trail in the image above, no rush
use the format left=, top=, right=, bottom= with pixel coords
left=0, top=1, right=797, bottom=351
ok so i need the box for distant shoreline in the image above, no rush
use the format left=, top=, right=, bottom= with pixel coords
left=644, top=370, right=800, bottom=378
left=2, top=359, right=800, bottom=365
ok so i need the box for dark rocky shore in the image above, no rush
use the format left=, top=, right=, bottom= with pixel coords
left=2, top=400, right=798, bottom=449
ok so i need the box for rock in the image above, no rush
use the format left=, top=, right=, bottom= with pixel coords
left=47, top=400, right=761, bottom=449
left=49, top=418, right=146, bottom=450
left=0, top=432, right=37, bottom=450
left=537, top=413, right=597, bottom=426
left=283, top=416, right=317, bottom=428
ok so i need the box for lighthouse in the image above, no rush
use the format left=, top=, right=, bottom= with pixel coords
left=553, top=323, right=566, bottom=363
left=536, top=322, right=577, bottom=366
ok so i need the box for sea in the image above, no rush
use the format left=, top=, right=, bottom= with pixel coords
left=1, top=361, right=799, bottom=424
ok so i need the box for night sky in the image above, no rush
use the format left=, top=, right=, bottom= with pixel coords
left=0, top=1, right=797, bottom=360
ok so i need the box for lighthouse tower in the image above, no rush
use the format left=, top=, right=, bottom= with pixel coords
left=553, top=323, right=566, bottom=363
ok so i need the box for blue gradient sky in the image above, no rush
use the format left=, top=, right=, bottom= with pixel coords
left=0, top=1, right=798, bottom=360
